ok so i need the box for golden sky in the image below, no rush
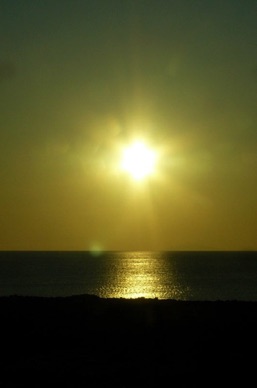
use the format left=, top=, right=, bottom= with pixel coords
left=0, top=0, right=257, bottom=251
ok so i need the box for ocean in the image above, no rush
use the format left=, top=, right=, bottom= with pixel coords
left=0, top=250, right=256, bottom=301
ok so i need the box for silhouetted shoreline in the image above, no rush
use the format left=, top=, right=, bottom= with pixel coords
left=0, top=294, right=256, bottom=387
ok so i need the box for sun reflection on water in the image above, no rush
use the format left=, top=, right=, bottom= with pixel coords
left=102, top=251, right=187, bottom=299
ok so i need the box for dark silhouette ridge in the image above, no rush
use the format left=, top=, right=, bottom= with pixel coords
left=0, top=295, right=256, bottom=387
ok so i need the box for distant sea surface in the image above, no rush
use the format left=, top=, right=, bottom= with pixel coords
left=0, top=251, right=257, bottom=301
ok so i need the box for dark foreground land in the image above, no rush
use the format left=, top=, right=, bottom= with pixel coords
left=0, top=295, right=257, bottom=387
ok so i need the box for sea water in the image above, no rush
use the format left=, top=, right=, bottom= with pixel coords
left=0, top=251, right=256, bottom=301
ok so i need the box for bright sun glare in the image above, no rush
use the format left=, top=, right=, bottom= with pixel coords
left=121, top=141, right=157, bottom=181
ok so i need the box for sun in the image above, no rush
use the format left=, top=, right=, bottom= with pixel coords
left=121, top=140, right=157, bottom=181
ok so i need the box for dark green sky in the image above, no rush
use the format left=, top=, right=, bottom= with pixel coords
left=1, top=0, right=256, bottom=251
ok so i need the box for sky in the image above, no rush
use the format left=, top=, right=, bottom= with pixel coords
left=0, top=0, right=256, bottom=251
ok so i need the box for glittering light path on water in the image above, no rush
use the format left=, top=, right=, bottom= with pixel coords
left=96, top=251, right=190, bottom=300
